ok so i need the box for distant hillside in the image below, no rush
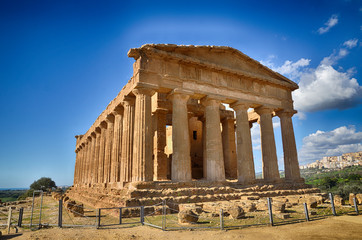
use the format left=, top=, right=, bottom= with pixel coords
left=301, top=165, right=362, bottom=199
left=300, top=151, right=362, bottom=170
left=0, top=189, right=27, bottom=203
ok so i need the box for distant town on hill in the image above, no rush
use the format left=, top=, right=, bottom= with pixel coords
left=300, top=151, right=362, bottom=170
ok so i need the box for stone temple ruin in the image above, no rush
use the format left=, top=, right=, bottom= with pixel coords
left=66, top=44, right=319, bottom=209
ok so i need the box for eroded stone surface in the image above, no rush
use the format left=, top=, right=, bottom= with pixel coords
left=69, top=44, right=307, bottom=208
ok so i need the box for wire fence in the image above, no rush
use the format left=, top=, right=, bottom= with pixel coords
left=0, top=192, right=361, bottom=232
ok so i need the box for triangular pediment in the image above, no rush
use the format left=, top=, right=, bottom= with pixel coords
left=128, top=44, right=298, bottom=90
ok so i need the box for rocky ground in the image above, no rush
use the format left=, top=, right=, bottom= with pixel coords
left=1, top=215, right=361, bottom=240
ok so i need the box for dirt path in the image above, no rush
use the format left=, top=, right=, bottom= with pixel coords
left=4, top=215, right=361, bottom=240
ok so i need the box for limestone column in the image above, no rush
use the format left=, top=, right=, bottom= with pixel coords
left=93, top=127, right=101, bottom=184
left=255, top=106, right=280, bottom=182
left=132, top=87, right=155, bottom=182
left=110, top=106, right=123, bottom=183
left=103, top=115, right=115, bottom=183
left=153, top=108, right=168, bottom=180
left=231, top=103, right=255, bottom=184
left=98, top=122, right=107, bottom=183
left=85, top=136, right=92, bottom=184
left=80, top=143, right=86, bottom=183
left=222, top=117, right=237, bottom=179
left=77, top=146, right=83, bottom=184
left=168, top=90, right=192, bottom=182
left=201, top=97, right=225, bottom=181
left=89, top=132, right=96, bottom=184
left=74, top=149, right=79, bottom=185
left=120, top=96, right=135, bottom=182
left=277, top=110, right=301, bottom=181
left=199, top=117, right=207, bottom=179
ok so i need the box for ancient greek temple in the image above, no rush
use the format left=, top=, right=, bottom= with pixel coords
left=69, top=45, right=310, bottom=208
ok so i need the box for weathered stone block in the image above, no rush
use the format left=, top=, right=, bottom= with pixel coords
left=178, top=210, right=198, bottom=224
left=334, top=195, right=345, bottom=206
left=227, top=205, right=245, bottom=219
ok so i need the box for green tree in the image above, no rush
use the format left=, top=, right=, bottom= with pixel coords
left=18, top=177, right=57, bottom=200
left=30, top=177, right=56, bottom=191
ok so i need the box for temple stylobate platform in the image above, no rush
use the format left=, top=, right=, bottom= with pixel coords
left=68, top=44, right=314, bottom=208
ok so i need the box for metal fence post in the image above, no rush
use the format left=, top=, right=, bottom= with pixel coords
left=140, top=206, right=144, bottom=225
left=303, top=203, right=309, bottom=221
left=7, top=207, right=12, bottom=234
left=58, top=199, right=63, bottom=228
left=119, top=207, right=122, bottom=224
left=96, top=209, right=101, bottom=228
left=267, top=197, right=274, bottom=226
left=220, top=208, right=224, bottom=230
left=162, top=200, right=166, bottom=231
left=353, top=197, right=359, bottom=215
left=30, top=191, right=35, bottom=228
left=329, top=193, right=336, bottom=216
left=18, top=207, right=24, bottom=227
left=38, top=191, right=43, bottom=229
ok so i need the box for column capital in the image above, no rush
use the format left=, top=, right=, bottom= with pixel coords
left=112, top=105, right=124, bottom=115
left=106, top=114, right=115, bottom=123
left=87, top=136, right=92, bottom=142
left=100, top=121, right=108, bottom=129
left=91, top=132, right=96, bottom=138
left=121, top=95, right=136, bottom=106
left=254, top=106, right=274, bottom=115
left=75, top=135, right=83, bottom=140
left=230, top=101, right=249, bottom=111
left=222, top=116, right=235, bottom=123
left=201, top=95, right=224, bottom=107
left=95, top=127, right=101, bottom=134
left=167, top=88, right=193, bottom=101
left=276, top=109, right=297, bottom=118
left=154, top=108, right=168, bottom=114
left=132, top=87, right=155, bottom=97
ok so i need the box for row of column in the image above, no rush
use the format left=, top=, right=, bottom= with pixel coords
left=170, top=90, right=301, bottom=183
left=74, top=87, right=301, bottom=186
left=74, top=87, right=155, bottom=185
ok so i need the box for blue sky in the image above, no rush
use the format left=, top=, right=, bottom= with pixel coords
left=0, top=0, right=361, bottom=188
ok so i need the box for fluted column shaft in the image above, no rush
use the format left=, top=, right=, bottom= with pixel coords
left=222, top=117, right=237, bottom=179
left=232, top=103, right=255, bottom=184
left=111, top=109, right=123, bottom=183
left=104, top=116, right=114, bottom=183
left=256, top=107, right=280, bottom=181
left=153, top=109, right=168, bottom=180
left=77, top=146, right=83, bottom=184
left=202, top=98, right=225, bottom=181
left=74, top=149, right=79, bottom=185
left=89, top=133, right=96, bottom=184
left=277, top=111, right=301, bottom=181
left=170, top=91, right=192, bottom=182
left=120, top=97, right=135, bottom=182
left=98, top=123, right=107, bottom=183
left=81, top=143, right=88, bottom=183
left=85, top=137, right=92, bottom=184
left=132, top=88, right=155, bottom=182
left=93, top=128, right=101, bottom=183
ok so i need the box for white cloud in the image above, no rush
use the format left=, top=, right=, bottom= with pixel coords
left=298, top=126, right=362, bottom=164
left=263, top=39, right=361, bottom=113
left=343, top=39, right=358, bottom=49
left=318, top=15, right=338, bottom=34
left=293, top=64, right=361, bottom=112
left=273, top=58, right=311, bottom=80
